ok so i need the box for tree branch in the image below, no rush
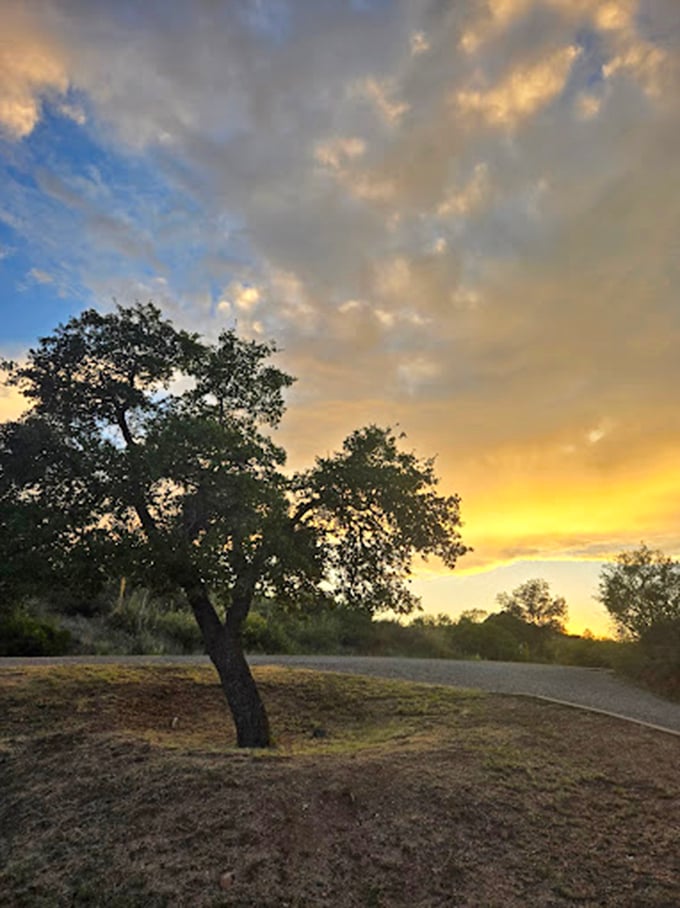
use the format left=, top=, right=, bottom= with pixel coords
left=115, top=405, right=159, bottom=542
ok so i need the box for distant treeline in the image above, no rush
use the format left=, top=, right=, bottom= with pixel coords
left=242, top=601, right=617, bottom=667
left=0, top=586, right=621, bottom=667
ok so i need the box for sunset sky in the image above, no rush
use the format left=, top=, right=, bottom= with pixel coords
left=2, top=0, right=679, bottom=636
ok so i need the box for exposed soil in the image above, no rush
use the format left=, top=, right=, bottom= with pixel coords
left=1, top=664, right=678, bottom=907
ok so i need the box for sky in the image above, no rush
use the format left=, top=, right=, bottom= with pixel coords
left=1, top=0, right=679, bottom=636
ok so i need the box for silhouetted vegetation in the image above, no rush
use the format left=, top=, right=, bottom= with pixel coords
left=599, top=545, right=680, bottom=700
left=496, top=578, right=568, bottom=631
left=598, top=544, right=680, bottom=638
left=2, top=587, right=622, bottom=673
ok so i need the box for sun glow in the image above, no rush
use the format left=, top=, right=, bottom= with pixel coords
left=454, top=447, right=680, bottom=575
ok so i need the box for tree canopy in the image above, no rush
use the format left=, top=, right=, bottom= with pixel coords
left=598, top=544, right=680, bottom=640
left=495, top=578, right=567, bottom=632
left=1, top=302, right=469, bottom=745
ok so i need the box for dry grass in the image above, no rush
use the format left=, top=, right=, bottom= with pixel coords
left=1, top=664, right=679, bottom=907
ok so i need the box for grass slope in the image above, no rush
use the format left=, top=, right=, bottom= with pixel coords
left=1, top=664, right=678, bottom=907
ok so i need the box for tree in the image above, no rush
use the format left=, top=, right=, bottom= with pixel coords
left=598, top=544, right=680, bottom=640
left=495, top=578, right=567, bottom=632
left=458, top=608, right=487, bottom=624
left=452, top=615, right=521, bottom=662
left=1, top=302, right=468, bottom=747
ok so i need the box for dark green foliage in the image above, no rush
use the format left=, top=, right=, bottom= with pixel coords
left=0, top=418, right=109, bottom=611
left=294, top=424, right=469, bottom=614
left=8, top=583, right=625, bottom=672
left=393, top=615, right=458, bottom=659
left=153, top=610, right=202, bottom=653
left=1, top=303, right=467, bottom=619
left=636, top=618, right=680, bottom=700
left=598, top=544, right=680, bottom=639
left=496, top=578, right=568, bottom=632
left=104, top=587, right=202, bottom=654
left=612, top=618, right=680, bottom=701
left=547, top=634, right=621, bottom=668
left=0, top=609, right=71, bottom=657
left=242, top=599, right=378, bottom=655
left=598, top=546, right=680, bottom=700
left=483, top=611, right=555, bottom=661
left=242, top=601, right=619, bottom=667
left=1, top=302, right=297, bottom=605
left=452, top=614, right=524, bottom=661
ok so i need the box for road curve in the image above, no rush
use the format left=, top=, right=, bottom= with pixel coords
left=2, top=654, right=679, bottom=736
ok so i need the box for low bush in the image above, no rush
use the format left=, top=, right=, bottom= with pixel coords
left=0, top=609, right=72, bottom=656
left=154, top=610, right=202, bottom=653
left=548, top=635, right=620, bottom=668
left=615, top=619, right=680, bottom=701
left=242, top=612, right=294, bottom=654
left=449, top=617, right=524, bottom=662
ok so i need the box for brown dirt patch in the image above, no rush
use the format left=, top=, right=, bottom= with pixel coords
left=1, top=664, right=678, bottom=906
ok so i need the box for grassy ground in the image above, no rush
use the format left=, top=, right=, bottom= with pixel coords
left=1, top=664, right=678, bottom=907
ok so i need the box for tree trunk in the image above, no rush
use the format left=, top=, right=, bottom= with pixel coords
left=211, top=624, right=271, bottom=748
left=184, top=582, right=271, bottom=748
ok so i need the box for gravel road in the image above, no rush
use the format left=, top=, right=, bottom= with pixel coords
left=2, top=654, right=679, bottom=735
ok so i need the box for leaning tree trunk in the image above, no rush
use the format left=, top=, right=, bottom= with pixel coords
left=211, top=624, right=271, bottom=748
left=184, top=581, right=271, bottom=748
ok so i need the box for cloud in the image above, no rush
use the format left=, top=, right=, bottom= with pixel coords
left=456, top=44, right=581, bottom=128
left=56, top=101, right=86, bottom=125
left=409, top=31, right=430, bottom=57
left=351, top=76, right=410, bottom=125
left=2, top=0, right=680, bottom=578
left=573, top=92, right=602, bottom=120
left=314, top=137, right=366, bottom=170
left=0, top=3, right=69, bottom=139
left=27, top=267, right=54, bottom=285
left=437, top=162, right=490, bottom=216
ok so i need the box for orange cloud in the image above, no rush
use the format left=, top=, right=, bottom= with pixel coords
left=456, top=45, right=580, bottom=128
left=0, top=6, right=68, bottom=139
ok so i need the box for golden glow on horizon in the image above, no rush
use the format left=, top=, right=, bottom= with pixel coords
left=459, top=449, right=680, bottom=571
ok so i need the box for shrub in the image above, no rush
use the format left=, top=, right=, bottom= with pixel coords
left=616, top=618, right=680, bottom=701
left=242, top=612, right=294, bottom=654
left=548, top=635, right=621, bottom=668
left=154, top=610, right=202, bottom=653
left=451, top=618, right=524, bottom=662
left=0, top=609, right=72, bottom=656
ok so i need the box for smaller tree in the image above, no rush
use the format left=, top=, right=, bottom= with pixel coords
left=496, top=578, right=567, bottom=632
left=598, top=544, right=680, bottom=639
left=458, top=608, right=488, bottom=624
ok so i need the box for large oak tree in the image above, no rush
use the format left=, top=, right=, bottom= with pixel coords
left=1, top=303, right=468, bottom=746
